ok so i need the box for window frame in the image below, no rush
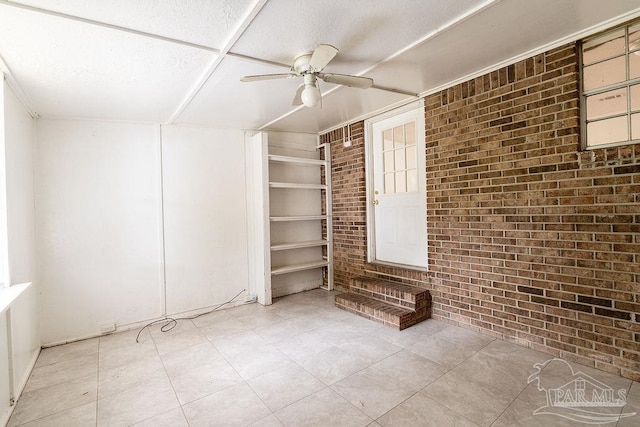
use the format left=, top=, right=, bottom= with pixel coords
left=580, top=19, right=640, bottom=150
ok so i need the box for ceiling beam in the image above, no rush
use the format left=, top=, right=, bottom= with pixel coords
left=167, top=0, right=271, bottom=124
left=0, top=0, right=290, bottom=68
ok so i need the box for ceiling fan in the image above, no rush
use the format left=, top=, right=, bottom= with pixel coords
left=240, top=44, right=374, bottom=108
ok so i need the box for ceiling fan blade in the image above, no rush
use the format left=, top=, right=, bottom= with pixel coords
left=292, top=84, right=304, bottom=106
left=319, top=73, right=374, bottom=89
left=240, top=73, right=298, bottom=82
left=308, top=44, right=338, bottom=71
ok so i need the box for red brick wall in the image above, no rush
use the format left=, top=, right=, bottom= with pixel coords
left=320, top=43, right=640, bottom=381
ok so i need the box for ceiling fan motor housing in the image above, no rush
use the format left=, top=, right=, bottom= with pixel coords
left=292, top=52, right=314, bottom=74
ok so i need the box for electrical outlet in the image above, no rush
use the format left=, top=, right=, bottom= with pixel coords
left=101, top=323, right=116, bottom=334
left=343, top=139, right=352, bottom=147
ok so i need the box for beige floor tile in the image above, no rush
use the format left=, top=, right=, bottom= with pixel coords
left=337, top=336, right=402, bottom=365
left=299, top=346, right=369, bottom=385
left=182, top=382, right=271, bottom=427
left=191, top=309, right=233, bottom=329
left=212, top=330, right=269, bottom=359
left=10, top=402, right=96, bottom=427
left=423, top=370, right=514, bottom=426
left=160, top=341, right=222, bottom=377
left=477, top=338, right=549, bottom=370
left=331, top=367, right=415, bottom=420
left=233, top=311, right=288, bottom=329
left=14, top=289, right=640, bottom=427
left=131, top=408, right=189, bottom=427
left=253, top=319, right=309, bottom=344
left=371, top=349, right=447, bottom=391
left=247, top=414, right=284, bottom=427
left=228, top=344, right=292, bottom=380
left=405, top=335, right=477, bottom=368
left=248, top=364, right=325, bottom=411
left=98, top=337, right=158, bottom=371
left=97, top=376, right=179, bottom=426
left=169, top=354, right=243, bottom=404
left=269, top=303, right=318, bottom=319
left=451, top=351, right=531, bottom=398
left=274, top=329, right=334, bottom=362
left=372, top=325, right=433, bottom=349
left=98, top=354, right=166, bottom=399
left=200, top=318, right=256, bottom=341
left=8, top=374, right=97, bottom=427
left=275, top=388, right=372, bottom=427
left=536, top=357, right=632, bottom=393
left=431, top=326, right=494, bottom=351
left=35, top=338, right=99, bottom=368
left=24, top=352, right=98, bottom=392
left=312, top=323, right=368, bottom=346
left=98, top=327, right=152, bottom=353
left=492, top=397, right=615, bottom=427
left=338, top=315, right=385, bottom=335
left=377, top=390, right=480, bottom=427
left=152, top=328, right=210, bottom=356
left=618, top=381, right=640, bottom=427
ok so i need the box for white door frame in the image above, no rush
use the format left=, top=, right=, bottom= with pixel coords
left=364, top=100, right=427, bottom=269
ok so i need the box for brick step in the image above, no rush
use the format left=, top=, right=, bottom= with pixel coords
left=350, top=276, right=430, bottom=311
left=335, top=292, right=430, bottom=330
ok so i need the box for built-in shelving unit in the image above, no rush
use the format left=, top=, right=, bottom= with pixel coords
left=245, top=132, right=333, bottom=305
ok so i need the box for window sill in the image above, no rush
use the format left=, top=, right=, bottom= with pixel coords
left=0, top=282, right=31, bottom=314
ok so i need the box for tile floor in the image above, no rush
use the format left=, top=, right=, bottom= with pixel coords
left=8, top=289, right=640, bottom=427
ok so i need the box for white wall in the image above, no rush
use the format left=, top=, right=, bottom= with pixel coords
left=162, top=126, right=248, bottom=313
left=1, top=82, right=39, bottom=425
left=35, top=120, right=251, bottom=344
left=36, top=120, right=164, bottom=344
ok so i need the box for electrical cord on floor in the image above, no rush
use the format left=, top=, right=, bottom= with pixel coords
left=135, top=289, right=247, bottom=343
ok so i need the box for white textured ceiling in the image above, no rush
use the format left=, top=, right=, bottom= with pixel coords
left=1, top=0, right=640, bottom=133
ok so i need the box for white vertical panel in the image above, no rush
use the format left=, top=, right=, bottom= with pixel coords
left=244, top=132, right=271, bottom=305
left=0, top=312, right=10, bottom=426
left=36, top=119, right=163, bottom=344
left=3, top=83, right=40, bottom=397
left=4, top=84, right=36, bottom=285
left=161, top=125, right=248, bottom=314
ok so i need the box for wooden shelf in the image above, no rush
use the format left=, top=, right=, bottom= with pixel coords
left=270, top=215, right=327, bottom=222
left=271, top=260, right=330, bottom=275
left=269, top=182, right=327, bottom=190
left=271, top=240, right=329, bottom=251
left=268, top=154, right=326, bottom=167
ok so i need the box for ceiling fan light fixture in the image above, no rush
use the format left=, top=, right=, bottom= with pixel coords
left=301, top=83, right=321, bottom=107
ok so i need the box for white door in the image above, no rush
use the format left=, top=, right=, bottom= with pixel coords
left=366, top=103, right=427, bottom=268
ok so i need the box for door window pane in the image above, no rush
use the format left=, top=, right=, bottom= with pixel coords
left=381, top=120, right=419, bottom=193
left=407, top=170, right=418, bottom=193
left=405, top=122, right=416, bottom=145
left=406, top=146, right=417, bottom=169
left=384, top=151, right=394, bottom=173
left=383, top=130, right=393, bottom=151
left=394, top=149, right=406, bottom=170
left=384, top=173, right=394, bottom=194
left=395, top=172, right=406, bottom=193
left=393, top=125, right=405, bottom=148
